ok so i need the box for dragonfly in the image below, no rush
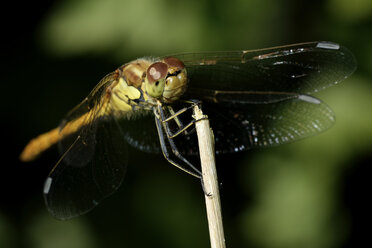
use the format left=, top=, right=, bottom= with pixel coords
left=20, top=41, right=356, bottom=220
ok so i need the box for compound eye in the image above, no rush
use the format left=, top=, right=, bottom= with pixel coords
left=163, top=57, right=185, bottom=70
left=147, top=62, right=168, bottom=83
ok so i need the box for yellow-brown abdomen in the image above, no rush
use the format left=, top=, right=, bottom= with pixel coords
left=20, top=112, right=91, bottom=162
left=20, top=128, right=60, bottom=162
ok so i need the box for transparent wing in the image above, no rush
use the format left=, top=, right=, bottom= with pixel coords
left=158, top=41, right=355, bottom=154
left=205, top=94, right=335, bottom=154
left=158, top=95, right=335, bottom=155
left=57, top=72, right=118, bottom=167
left=118, top=110, right=161, bottom=154
left=44, top=72, right=129, bottom=220
left=60, top=72, right=118, bottom=128
left=165, top=41, right=356, bottom=95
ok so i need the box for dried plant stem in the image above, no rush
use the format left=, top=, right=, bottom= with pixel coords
left=193, top=105, right=226, bottom=248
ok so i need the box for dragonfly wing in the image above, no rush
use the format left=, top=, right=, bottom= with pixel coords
left=156, top=94, right=335, bottom=155
left=58, top=72, right=118, bottom=161
left=168, top=41, right=356, bottom=95
left=44, top=72, right=129, bottom=220
left=117, top=110, right=161, bottom=154
left=61, top=72, right=118, bottom=124
left=202, top=93, right=335, bottom=154
left=164, top=41, right=354, bottom=154
left=44, top=115, right=128, bottom=219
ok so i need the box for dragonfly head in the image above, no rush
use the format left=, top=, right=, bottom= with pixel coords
left=145, top=57, right=187, bottom=103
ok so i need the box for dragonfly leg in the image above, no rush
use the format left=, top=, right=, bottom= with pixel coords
left=163, top=105, right=190, bottom=122
left=169, top=120, right=197, bottom=138
left=162, top=99, right=201, bottom=123
left=154, top=106, right=211, bottom=195
left=158, top=105, right=206, bottom=139
left=165, top=106, right=194, bottom=136
left=154, top=112, right=202, bottom=178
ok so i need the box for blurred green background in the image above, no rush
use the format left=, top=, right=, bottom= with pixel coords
left=1, top=0, right=372, bottom=247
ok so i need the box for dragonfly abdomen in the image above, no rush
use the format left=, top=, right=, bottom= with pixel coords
left=20, top=111, right=92, bottom=162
